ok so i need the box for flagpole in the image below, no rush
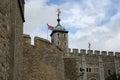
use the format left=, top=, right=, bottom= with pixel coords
left=47, top=23, right=54, bottom=40
left=47, top=25, right=48, bottom=40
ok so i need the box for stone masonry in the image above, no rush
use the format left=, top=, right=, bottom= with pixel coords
left=23, top=35, right=64, bottom=80
left=63, top=49, right=120, bottom=80
left=0, top=0, right=24, bottom=80
left=0, top=1, right=120, bottom=80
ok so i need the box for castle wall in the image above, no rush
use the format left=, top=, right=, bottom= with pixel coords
left=0, top=1, right=120, bottom=80
left=12, top=1, right=24, bottom=80
left=0, top=1, right=10, bottom=79
left=102, top=54, right=115, bottom=78
left=23, top=35, right=65, bottom=80
left=0, top=0, right=24, bottom=80
left=85, top=55, right=99, bottom=80
left=64, top=58, right=78, bottom=80
left=66, top=49, right=120, bottom=80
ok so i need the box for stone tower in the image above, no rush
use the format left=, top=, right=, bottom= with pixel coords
left=50, top=9, right=68, bottom=53
left=0, top=0, right=24, bottom=80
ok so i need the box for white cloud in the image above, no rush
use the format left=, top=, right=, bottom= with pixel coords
left=24, top=0, right=58, bottom=34
left=24, top=0, right=120, bottom=52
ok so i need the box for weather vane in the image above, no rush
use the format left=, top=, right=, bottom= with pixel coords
left=88, top=42, right=91, bottom=50
left=57, top=8, right=61, bottom=17
left=57, top=8, right=61, bottom=24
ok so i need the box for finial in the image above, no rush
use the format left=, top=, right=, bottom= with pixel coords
left=88, top=42, right=91, bottom=50
left=57, top=8, right=61, bottom=17
left=57, top=8, right=61, bottom=24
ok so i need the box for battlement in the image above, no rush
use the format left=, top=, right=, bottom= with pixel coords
left=23, top=34, right=51, bottom=46
left=68, top=48, right=120, bottom=57
left=23, top=34, right=120, bottom=57
left=23, top=34, right=31, bottom=45
left=34, top=36, right=51, bottom=47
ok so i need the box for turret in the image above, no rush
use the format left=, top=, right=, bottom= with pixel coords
left=50, top=9, right=68, bottom=53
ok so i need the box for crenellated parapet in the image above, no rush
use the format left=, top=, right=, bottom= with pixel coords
left=115, top=52, right=120, bottom=57
left=34, top=36, right=50, bottom=47
left=80, top=49, right=86, bottom=55
left=108, top=51, right=114, bottom=56
left=23, top=34, right=51, bottom=47
left=68, top=48, right=120, bottom=57
left=23, top=34, right=120, bottom=57
left=101, top=51, right=107, bottom=56
left=69, top=48, right=80, bottom=56
left=94, top=50, right=100, bottom=55
left=23, top=34, right=31, bottom=45
left=87, top=50, right=93, bottom=55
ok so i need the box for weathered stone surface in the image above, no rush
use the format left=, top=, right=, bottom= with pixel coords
left=64, top=58, right=78, bottom=80
left=64, top=50, right=120, bottom=80
left=23, top=36, right=64, bottom=80
left=1, top=0, right=120, bottom=80
left=0, top=1, right=10, bottom=80
left=0, top=0, right=24, bottom=80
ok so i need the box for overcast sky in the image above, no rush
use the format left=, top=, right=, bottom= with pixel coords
left=24, top=0, right=120, bottom=52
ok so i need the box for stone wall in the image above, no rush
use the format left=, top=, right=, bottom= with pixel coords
left=68, top=49, right=120, bottom=57
left=23, top=35, right=64, bottom=80
left=0, top=1, right=10, bottom=79
left=0, top=1, right=120, bottom=80
left=0, top=0, right=24, bottom=80
left=85, top=55, right=99, bottom=80
left=103, top=56, right=115, bottom=78
left=64, top=58, right=78, bottom=80
left=66, top=49, right=120, bottom=80
left=12, top=0, right=24, bottom=80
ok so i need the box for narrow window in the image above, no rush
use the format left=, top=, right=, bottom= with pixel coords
left=86, top=68, right=89, bottom=72
left=89, top=68, right=91, bottom=72
left=65, top=42, right=66, bottom=45
left=108, top=69, right=111, bottom=75
left=58, top=33, right=59, bottom=37
left=64, top=34, right=66, bottom=37
left=80, top=68, right=82, bottom=71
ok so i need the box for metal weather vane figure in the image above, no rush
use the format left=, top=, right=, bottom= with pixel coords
left=88, top=42, right=91, bottom=50
left=57, top=8, right=61, bottom=16
left=57, top=8, right=61, bottom=24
